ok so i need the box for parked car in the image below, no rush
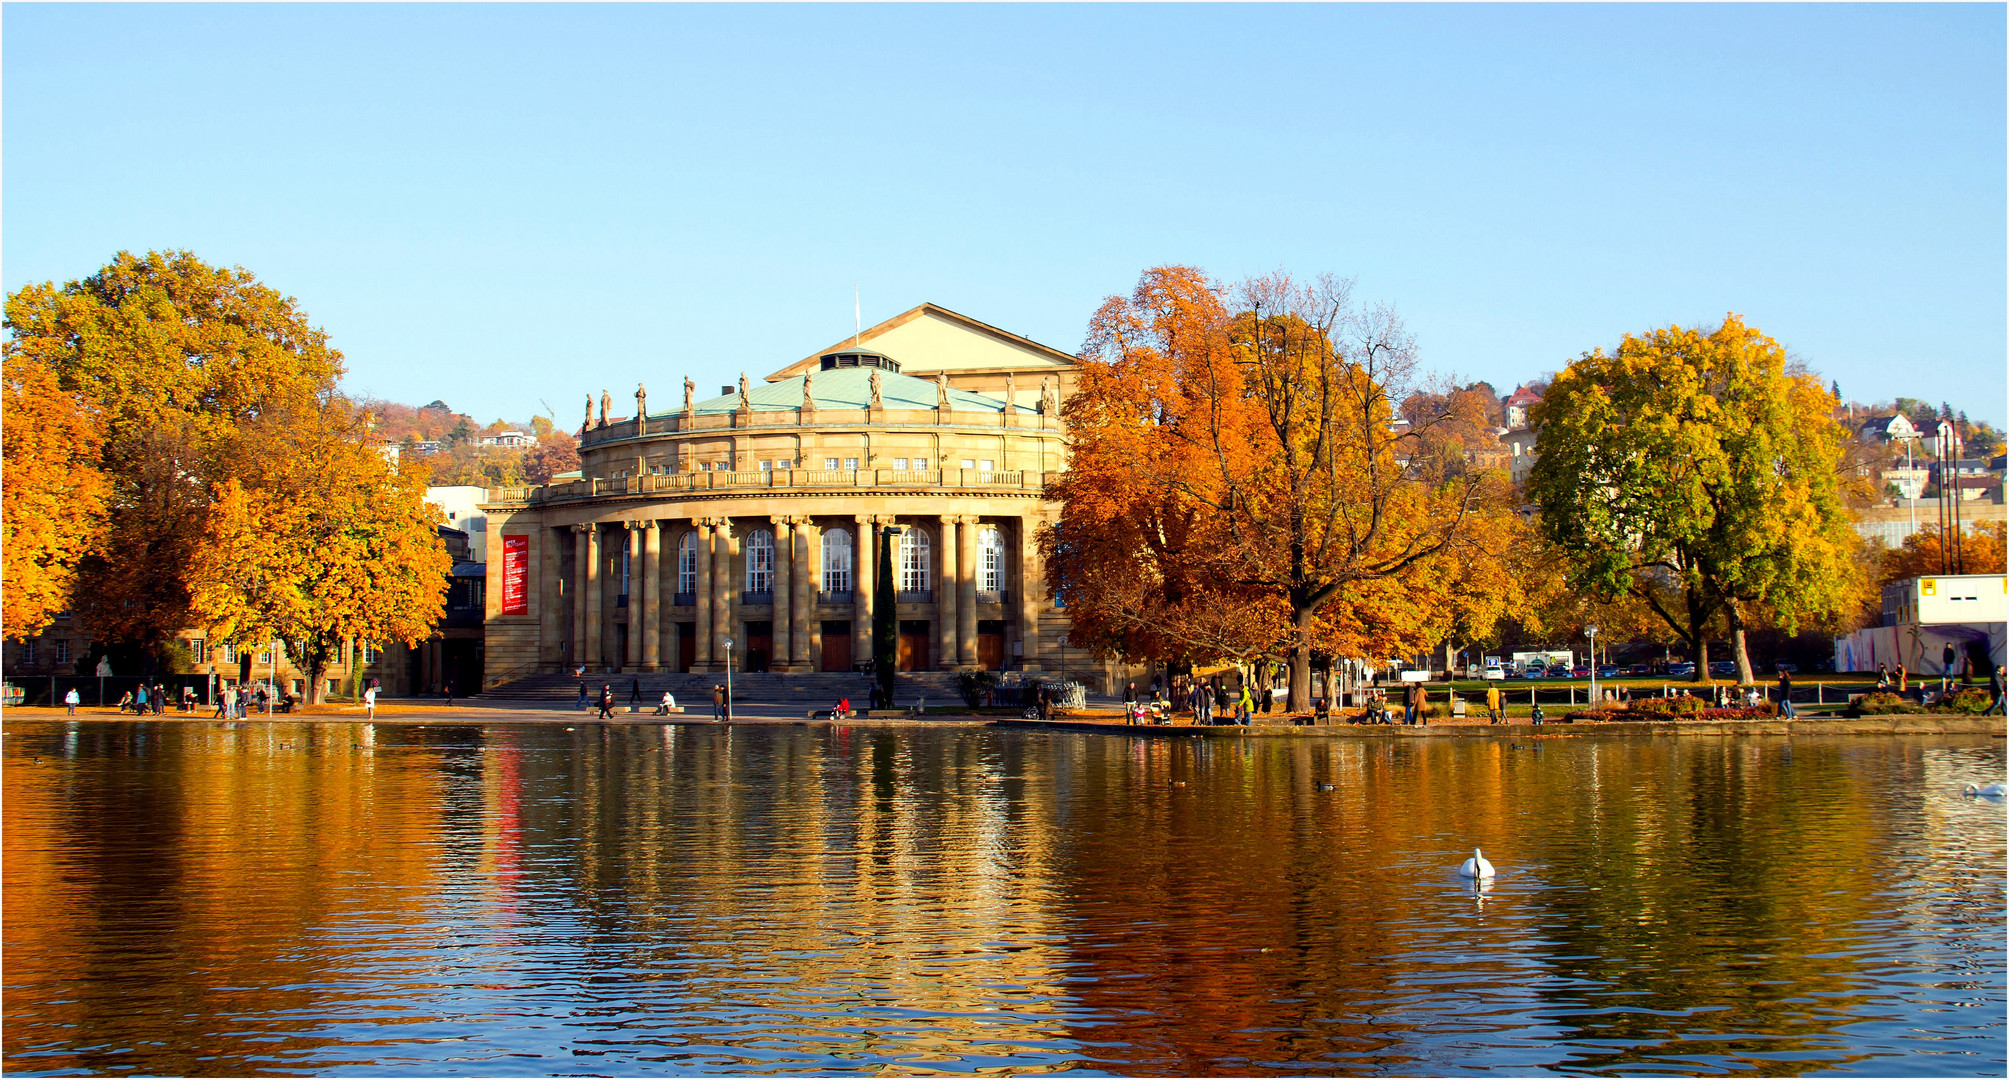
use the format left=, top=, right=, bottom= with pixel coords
left=1598, top=666, right=1622, bottom=678
left=1571, top=666, right=1591, bottom=678
left=1629, top=664, right=1651, bottom=676
left=1709, top=661, right=1736, bottom=676
left=1503, top=669, right=1525, bottom=680
left=1668, top=661, right=1697, bottom=676
left=1481, top=663, right=1506, bottom=681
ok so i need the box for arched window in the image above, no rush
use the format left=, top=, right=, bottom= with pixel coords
left=745, top=528, right=775, bottom=594
left=977, top=525, right=1006, bottom=593
left=898, top=527, right=932, bottom=593
left=822, top=527, right=853, bottom=594
left=677, top=531, right=699, bottom=595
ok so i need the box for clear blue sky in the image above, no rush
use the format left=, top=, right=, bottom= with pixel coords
left=6, top=3, right=2003, bottom=427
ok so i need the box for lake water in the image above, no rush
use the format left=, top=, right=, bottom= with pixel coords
left=3, top=721, right=2003, bottom=1076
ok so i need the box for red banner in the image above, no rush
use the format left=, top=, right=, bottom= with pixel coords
left=501, top=535, right=529, bottom=615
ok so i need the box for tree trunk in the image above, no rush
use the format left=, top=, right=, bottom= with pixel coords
left=1287, top=605, right=1313, bottom=712
left=1686, top=589, right=1711, bottom=683
left=1727, top=604, right=1757, bottom=686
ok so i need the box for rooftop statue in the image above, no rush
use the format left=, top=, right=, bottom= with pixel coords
left=870, top=368, right=883, bottom=408
left=683, top=376, right=695, bottom=415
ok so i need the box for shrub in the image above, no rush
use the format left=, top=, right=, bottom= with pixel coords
left=1945, top=687, right=1993, bottom=715
left=954, top=668, right=997, bottom=708
left=1624, top=695, right=1708, bottom=716
left=1851, top=691, right=1919, bottom=716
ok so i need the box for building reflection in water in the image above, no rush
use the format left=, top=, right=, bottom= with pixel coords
left=2, top=723, right=2002, bottom=1076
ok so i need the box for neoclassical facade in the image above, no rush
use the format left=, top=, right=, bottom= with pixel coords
left=479, top=304, right=1080, bottom=685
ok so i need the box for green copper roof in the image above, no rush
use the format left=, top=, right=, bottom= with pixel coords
left=680, top=367, right=1036, bottom=416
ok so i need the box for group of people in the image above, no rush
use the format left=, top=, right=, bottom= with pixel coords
left=104, top=682, right=206, bottom=715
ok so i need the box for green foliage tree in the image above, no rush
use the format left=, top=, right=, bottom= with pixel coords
left=1528, top=315, right=1860, bottom=684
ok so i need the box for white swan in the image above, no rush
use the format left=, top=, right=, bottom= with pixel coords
left=1963, top=782, right=2006, bottom=797
left=1459, top=848, right=1495, bottom=879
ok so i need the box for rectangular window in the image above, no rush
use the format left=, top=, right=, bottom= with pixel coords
left=361, top=642, right=379, bottom=665
left=979, top=460, right=994, bottom=473
left=189, top=639, right=205, bottom=665
left=894, top=457, right=910, bottom=470
left=759, top=460, right=773, bottom=471
left=960, top=459, right=976, bottom=470
left=221, top=643, right=237, bottom=665
left=844, top=457, right=858, bottom=469
left=259, top=650, right=271, bottom=665
left=825, top=457, right=840, bottom=470
left=21, top=640, right=34, bottom=664
left=55, top=640, right=70, bottom=664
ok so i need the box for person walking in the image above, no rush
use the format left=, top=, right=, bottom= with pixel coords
left=1896, top=664, right=1908, bottom=694
left=1777, top=669, right=1794, bottom=718
left=1237, top=683, right=1253, bottom=726
left=213, top=689, right=229, bottom=719
left=575, top=681, right=589, bottom=711
left=443, top=680, right=454, bottom=707
left=596, top=685, right=614, bottom=719
left=630, top=678, right=643, bottom=711
left=711, top=685, right=726, bottom=721
left=1876, top=663, right=1890, bottom=690
left=134, top=683, right=149, bottom=716
left=1403, top=681, right=1421, bottom=726
left=364, top=684, right=378, bottom=719
left=1942, top=643, right=1958, bottom=692
left=1485, top=683, right=1503, bottom=724
left=1987, top=668, right=2005, bottom=715
left=64, top=687, right=80, bottom=716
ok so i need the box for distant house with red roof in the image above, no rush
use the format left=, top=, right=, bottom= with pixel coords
left=1503, top=386, right=1542, bottom=430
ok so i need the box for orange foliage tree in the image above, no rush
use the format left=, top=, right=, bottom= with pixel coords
left=1046, top=266, right=1511, bottom=709
left=1, top=354, right=109, bottom=638
left=189, top=400, right=450, bottom=703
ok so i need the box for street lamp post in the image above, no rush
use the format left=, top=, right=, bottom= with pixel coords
left=1586, top=625, right=1599, bottom=706
left=722, top=636, right=734, bottom=722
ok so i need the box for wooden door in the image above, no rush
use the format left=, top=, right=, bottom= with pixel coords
left=977, top=631, right=1005, bottom=671
left=898, top=620, right=930, bottom=671
left=746, top=621, right=773, bottom=672
left=821, top=622, right=852, bottom=672
left=677, top=623, right=696, bottom=673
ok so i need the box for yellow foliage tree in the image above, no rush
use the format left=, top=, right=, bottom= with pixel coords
left=189, top=401, right=450, bottom=703
left=4, top=251, right=343, bottom=655
left=1, top=355, right=109, bottom=639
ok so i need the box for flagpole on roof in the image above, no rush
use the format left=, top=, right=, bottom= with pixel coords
left=854, top=286, right=861, bottom=347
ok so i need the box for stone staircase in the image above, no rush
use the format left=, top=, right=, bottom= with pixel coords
left=482, top=669, right=969, bottom=706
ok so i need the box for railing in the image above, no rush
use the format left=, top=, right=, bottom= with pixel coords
left=818, top=591, right=854, bottom=606
left=740, top=591, right=773, bottom=606
left=975, top=590, right=1011, bottom=606
left=895, top=590, right=933, bottom=603
left=671, top=592, right=697, bottom=607
left=491, top=468, right=1054, bottom=505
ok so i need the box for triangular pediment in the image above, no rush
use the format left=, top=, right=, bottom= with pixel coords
left=766, top=303, right=1078, bottom=381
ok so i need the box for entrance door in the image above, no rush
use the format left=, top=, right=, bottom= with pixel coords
left=898, top=620, right=931, bottom=671
left=745, top=621, right=773, bottom=673
left=677, top=623, right=696, bottom=673
left=613, top=625, right=628, bottom=673
left=977, top=620, right=1006, bottom=671
left=822, top=621, right=853, bottom=672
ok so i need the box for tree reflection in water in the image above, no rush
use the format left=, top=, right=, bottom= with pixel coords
left=3, top=723, right=2002, bottom=1076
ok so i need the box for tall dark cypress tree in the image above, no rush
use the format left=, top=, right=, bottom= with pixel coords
left=874, top=524, right=897, bottom=704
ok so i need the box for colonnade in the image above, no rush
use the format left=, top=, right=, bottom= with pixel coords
left=563, top=511, right=1044, bottom=674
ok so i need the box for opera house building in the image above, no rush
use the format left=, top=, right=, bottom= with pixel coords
left=480, top=304, right=1082, bottom=685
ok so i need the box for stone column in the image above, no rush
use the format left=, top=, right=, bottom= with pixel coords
left=791, top=520, right=814, bottom=669
left=625, top=522, right=645, bottom=670
left=715, top=520, right=738, bottom=669
left=770, top=515, right=792, bottom=672
left=937, top=516, right=959, bottom=670
left=1019, top=515, right=1042, bottom=671
left=958, top=515, right=978, bottom=666
left=571, top=524, right=590, bottom=669
left=854, top=514, right=874, bottom=668
left=640, top=520, right=661, bottom=671
left=692, top=520, right=713, bottom=670
left=583, top=523, right=603, bottom=671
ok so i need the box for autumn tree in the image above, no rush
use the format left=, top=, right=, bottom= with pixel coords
left=1528, top=315, right=1860, bottom=684
left=4, top=251, right=343, bottom=656
left=1048, top=266, right=1508, bottom=710
left=1, top=354, right=110, bottom=638
left=189, top=399, right=450, bottom=703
